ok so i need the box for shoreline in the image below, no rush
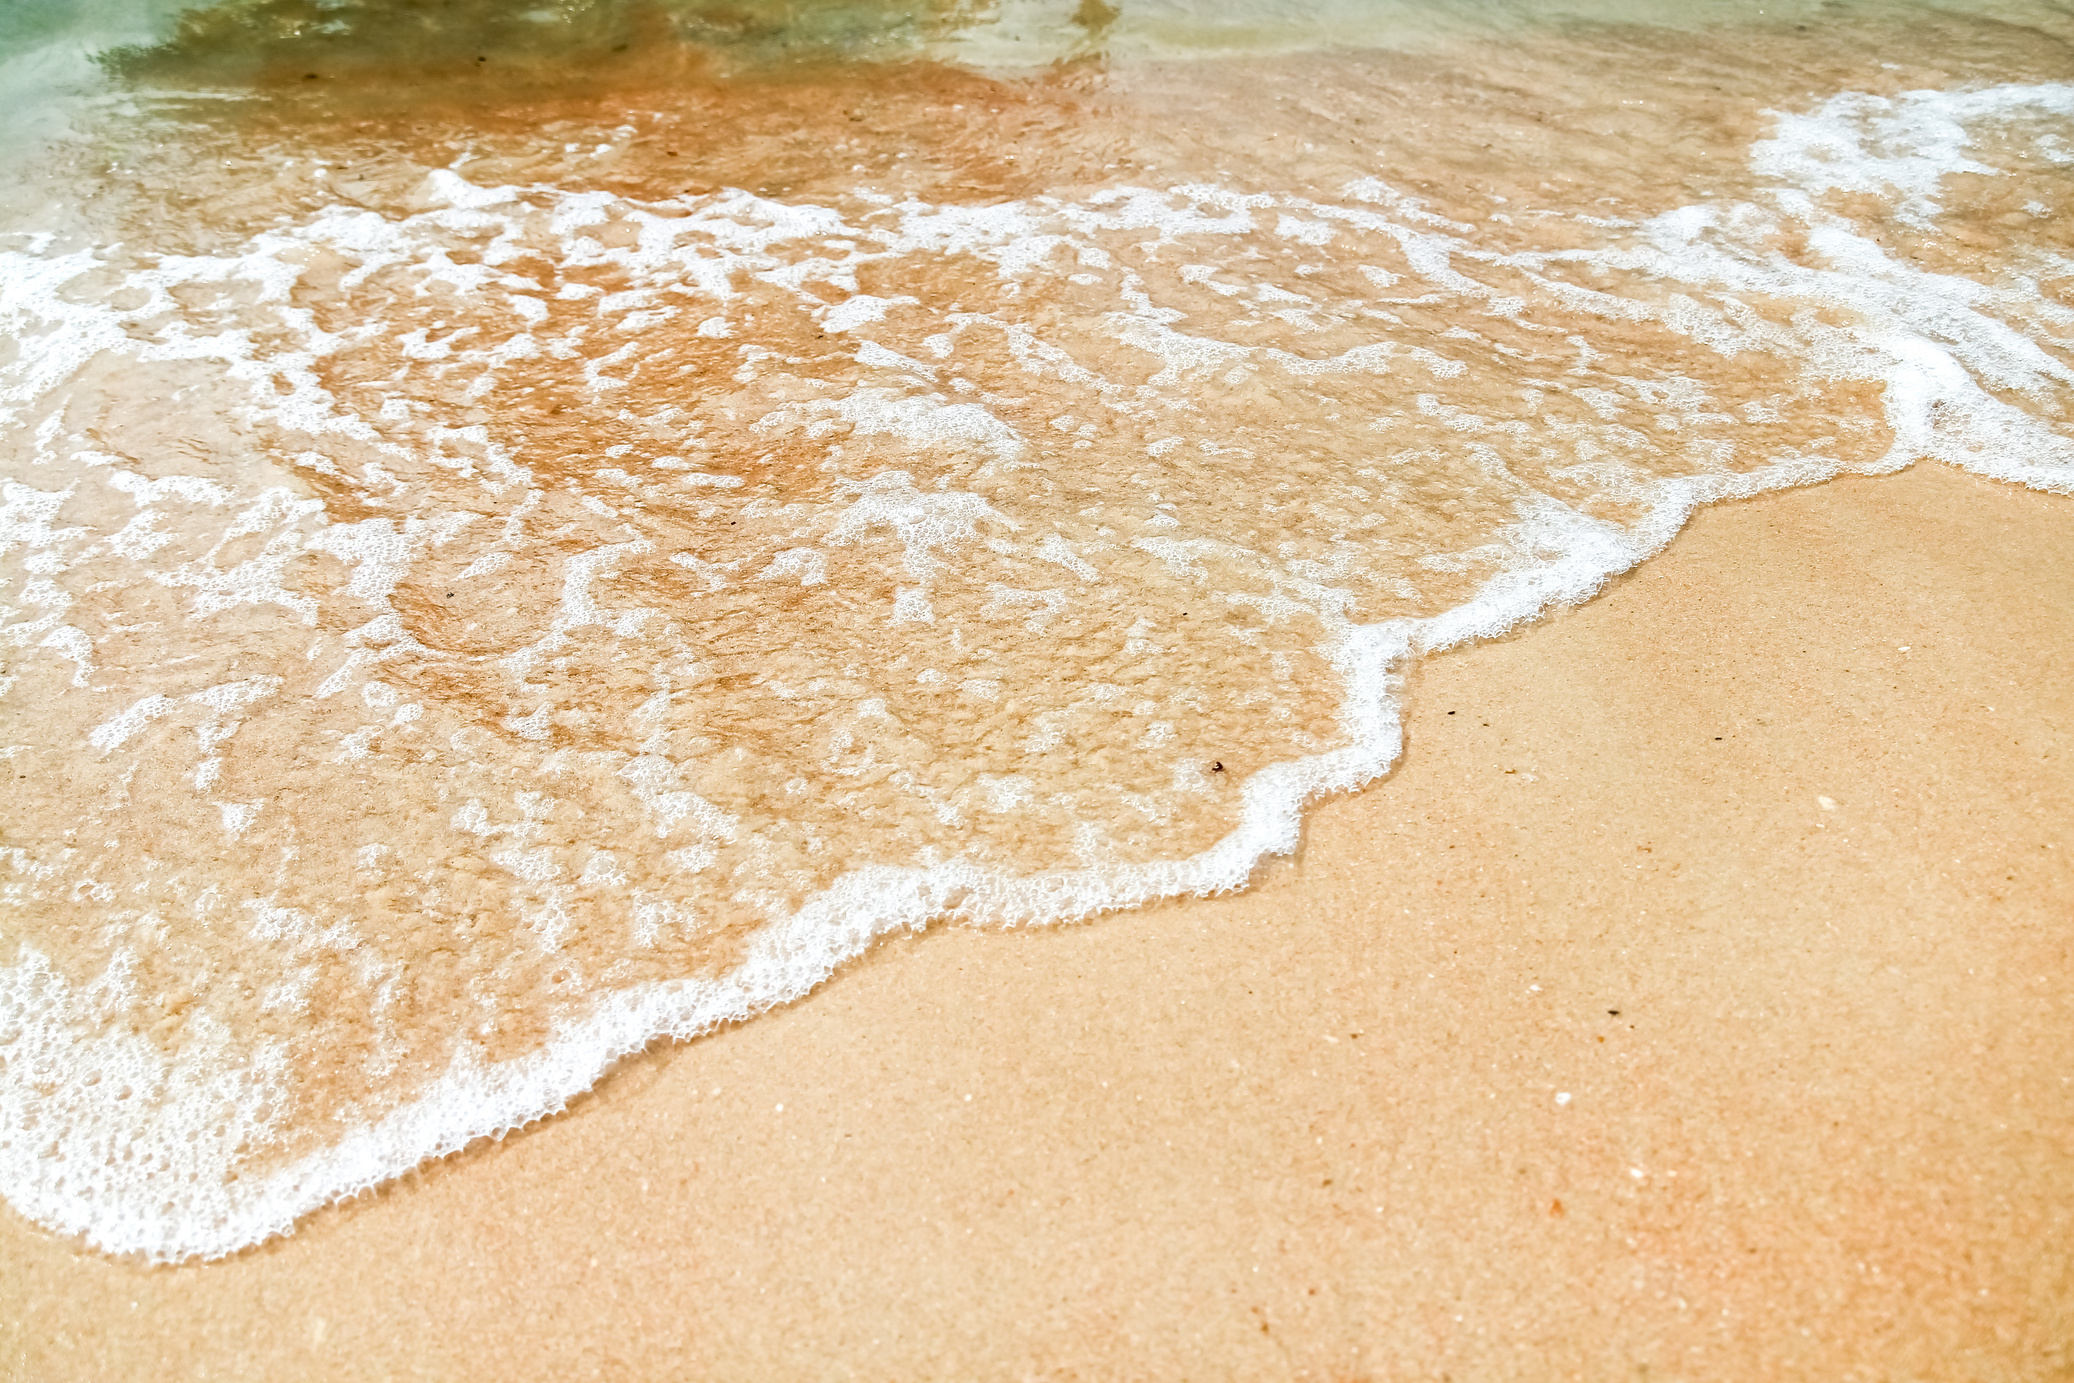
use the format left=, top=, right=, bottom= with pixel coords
left=8, top=457, right=2071, bottom=1378
left=8, top=4, right=2074, bottom=1268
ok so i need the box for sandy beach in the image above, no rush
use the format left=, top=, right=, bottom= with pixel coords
left=6, top=457, right=2068, bottom=1379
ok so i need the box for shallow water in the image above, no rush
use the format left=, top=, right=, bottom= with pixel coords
left=1, top=0, right=2071, bottom=1260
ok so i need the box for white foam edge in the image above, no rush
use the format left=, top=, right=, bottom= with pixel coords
left=8, top=429, right=1916, bottom=1264
left=4, top=225, right=2056, bottom=1259
left=9, top=79, right=2074, bottom=1260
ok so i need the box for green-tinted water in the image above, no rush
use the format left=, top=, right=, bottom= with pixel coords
left=8, top=0, right=2074, bottom=96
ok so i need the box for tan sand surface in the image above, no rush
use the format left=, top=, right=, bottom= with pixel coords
left=4, top=459, right=2071, bottom=1380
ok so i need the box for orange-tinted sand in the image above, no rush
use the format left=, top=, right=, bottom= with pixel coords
left=6, top=460, right=2071, bottom=1378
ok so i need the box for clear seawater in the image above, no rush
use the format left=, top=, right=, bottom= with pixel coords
left=1, top=0, right=2070, bottom=1258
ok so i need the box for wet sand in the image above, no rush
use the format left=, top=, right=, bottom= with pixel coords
left=5, top=457, right=2070, bottom=1378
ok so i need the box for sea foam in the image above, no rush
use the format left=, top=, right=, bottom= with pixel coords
left=0, top=79, right=2069, bottom=1260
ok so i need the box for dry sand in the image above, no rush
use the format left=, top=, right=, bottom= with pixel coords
left=4, top=458, right=2071, bottom=1379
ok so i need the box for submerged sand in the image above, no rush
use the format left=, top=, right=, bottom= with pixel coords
left=6, top=459, right=2069, bottom=1378
left=8, top=5, right=2074, bottom=1256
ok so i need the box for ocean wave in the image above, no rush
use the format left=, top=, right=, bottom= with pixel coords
left=0, top=73, right=2068, bottom=1259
